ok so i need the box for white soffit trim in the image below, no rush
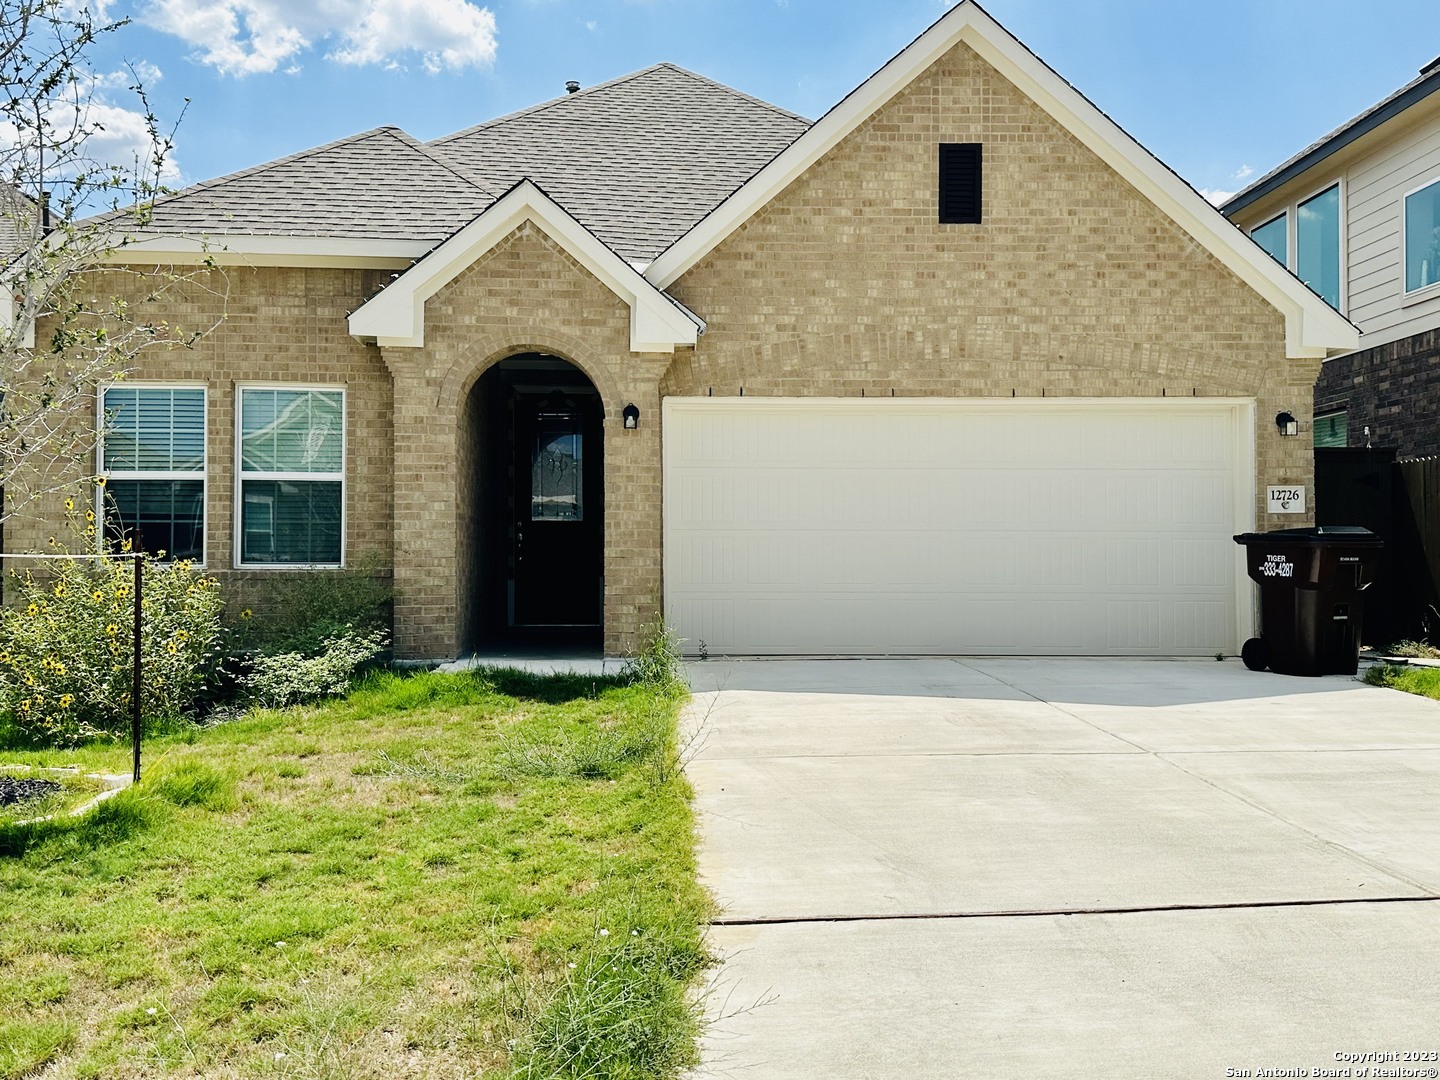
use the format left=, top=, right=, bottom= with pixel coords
left=645, top=0, right=1358, bottom=359
left=101, top=234, right=426, bottom=269
left=347, top=180, right=703, bottom=352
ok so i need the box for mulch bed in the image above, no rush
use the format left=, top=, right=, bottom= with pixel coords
left=0, top=776, right=63, bottom=805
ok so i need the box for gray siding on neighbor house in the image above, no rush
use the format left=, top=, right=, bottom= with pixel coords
left=1345, top=118, right=1440, bottom=346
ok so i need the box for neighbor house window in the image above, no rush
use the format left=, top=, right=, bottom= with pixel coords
left=99, top=386, right=205, bottom=561
left=1252, top=213, right=1287, bottom=265
left=237, top=387, right=343, bottom=566
left=1248, top=183, right=1343, bottom=312
left=1404, top=177, right=1440, bottom=293
left=1297, top=184, right=1341, bottom=309
left=1313, top=409, right=1348, bottom=448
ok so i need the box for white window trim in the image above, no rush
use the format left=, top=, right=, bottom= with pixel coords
left=1248, top=178, right=1347, bottom=315
left=234, top=383, right=347, bottom=570
left=1401, top=174, right=1440, bottom=300
left=96, top=381, right=208, bottom=566
left=1251, top=210, right=1288, bottom=265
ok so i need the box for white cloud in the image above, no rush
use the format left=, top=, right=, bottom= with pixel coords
left=1200, top=187, right=1236, bottom=207
left=83, top=100, right=183, bottom=180
left=94, top=61, right=165, bottom=90
left=140, top=0, right=497, bottom=77
left=1233, top=164, right=1255, bottom=181
left=329, top=0, right=497, bottom=73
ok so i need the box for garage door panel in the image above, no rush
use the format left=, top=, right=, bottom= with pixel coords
left=664, top=400, right=1249, bottom=655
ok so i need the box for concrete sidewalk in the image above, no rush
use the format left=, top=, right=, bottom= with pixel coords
left=685, top=658, right=1440, bottom=1079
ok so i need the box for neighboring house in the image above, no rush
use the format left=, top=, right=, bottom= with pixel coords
left=1222, top=56, right=1440, bottom=458
left=5, top=2, right=1356, bottom=660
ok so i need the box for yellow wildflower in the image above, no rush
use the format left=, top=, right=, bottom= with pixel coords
left=85, top=510, right=95, bottom=523
left=58, top=694, right=73, bottom=708
left=64, top=498, right=74, bottom=511
left=106, top=623, right=118, bottom=635
left=95, top=475, right=107, bottom=487
left=93, top=589, right=106, bottom=601
left=120, top=538, right=132, bottom=552
left=166, top=641, right=178, bottom=654
left=52, top=583, right=66, bottom=597
left=25, top=604, right=38, bottom=617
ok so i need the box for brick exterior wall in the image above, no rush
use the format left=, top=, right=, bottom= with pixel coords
left=665, top=41, right=1314, bottom=531
left=6, top=39, right=1323, bottom=660
left=1314, top=328, right=1440, bottom=459
left=6, top=265, right=395, bottom=618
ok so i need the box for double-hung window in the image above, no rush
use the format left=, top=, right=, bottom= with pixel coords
left=99, top=386, right=206, bottom=561
left=1404, top=177, right=1440, bottom=295
left=237, top=387, right=344, bottom=566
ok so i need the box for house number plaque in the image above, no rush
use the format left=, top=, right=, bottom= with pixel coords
left=1266, top=486, right=1306, bottom=514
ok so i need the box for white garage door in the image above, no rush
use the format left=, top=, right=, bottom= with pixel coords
left=663, top=398, right=1253, bottom=656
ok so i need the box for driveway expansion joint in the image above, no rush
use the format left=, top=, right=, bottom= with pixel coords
left=710, top=893, right=1440, bottom=927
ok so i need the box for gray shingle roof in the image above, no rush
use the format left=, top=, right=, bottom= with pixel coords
left=135, top=126, right=498, bottom=242
left=0, top=184, right=40, bottom=263
left=428, top=64, right=812, bottom=262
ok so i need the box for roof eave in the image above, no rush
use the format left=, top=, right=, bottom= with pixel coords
left=1222, top=71, right=1440, bottom=217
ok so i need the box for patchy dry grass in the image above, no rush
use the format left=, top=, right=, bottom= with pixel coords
left=0, top=667, right=711, bottom=1079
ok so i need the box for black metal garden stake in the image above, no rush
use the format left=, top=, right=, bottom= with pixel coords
left=132, top=553, right=142, bottom=783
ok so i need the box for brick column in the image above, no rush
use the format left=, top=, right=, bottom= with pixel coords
left=390, top=367, right=458, bottom=660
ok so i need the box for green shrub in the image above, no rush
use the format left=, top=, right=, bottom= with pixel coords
left=233, top=552, right=392, bottom=656
left=240, top=628, right=389, bottom=709
left=0, top=541, right=225, bottom=744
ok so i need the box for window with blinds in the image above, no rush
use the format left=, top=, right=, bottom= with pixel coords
left=100, top=386, right=206, bottom=561
left=238, top=387, right=344, bottom=566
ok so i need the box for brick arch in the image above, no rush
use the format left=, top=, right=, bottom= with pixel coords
left=436, top=328, right=625, bottom=422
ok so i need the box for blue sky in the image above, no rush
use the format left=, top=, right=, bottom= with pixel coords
left=83, top=0, right=1440, bottom=204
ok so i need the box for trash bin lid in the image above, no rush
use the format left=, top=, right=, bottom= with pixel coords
left=1233, top=526, right=1381, bottom=546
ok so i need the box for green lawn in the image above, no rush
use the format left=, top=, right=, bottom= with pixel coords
left=0, top=667, right=712, bottom=1079
left=1364, top=663, right=1440, bottom=702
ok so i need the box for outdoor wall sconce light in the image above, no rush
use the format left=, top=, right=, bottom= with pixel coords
left=623, top=403, right=640, bottom=430
left=1275, top=411, right=1299, bottom=437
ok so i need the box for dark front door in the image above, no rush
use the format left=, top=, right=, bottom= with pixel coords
left=511, top=389, right=603, bottom=628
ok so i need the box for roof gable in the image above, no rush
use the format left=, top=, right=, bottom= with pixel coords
left=645, top=0, right=1357, bottom=359
left=347, top=179, right=703, bottom=353
left=426, top=64, right=811, bottom=263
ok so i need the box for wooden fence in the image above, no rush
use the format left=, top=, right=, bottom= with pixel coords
left=1397, top=456, right=1440, bottom=640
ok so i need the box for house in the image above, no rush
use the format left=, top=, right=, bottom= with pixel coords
left=1222, top=56, right=1440, bottom=458
left=5, top=2, right=1357, bottom=661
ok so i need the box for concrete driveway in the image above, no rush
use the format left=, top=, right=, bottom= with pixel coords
left=683, top=658, right=1440, bottom=1080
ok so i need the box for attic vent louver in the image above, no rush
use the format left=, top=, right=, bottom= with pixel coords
left=565, top=80, right=581, bottom=94
left=939, top=143, right=982, bottom=224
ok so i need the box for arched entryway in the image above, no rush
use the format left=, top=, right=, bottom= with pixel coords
left=460, top=353, right=604, bottom=652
